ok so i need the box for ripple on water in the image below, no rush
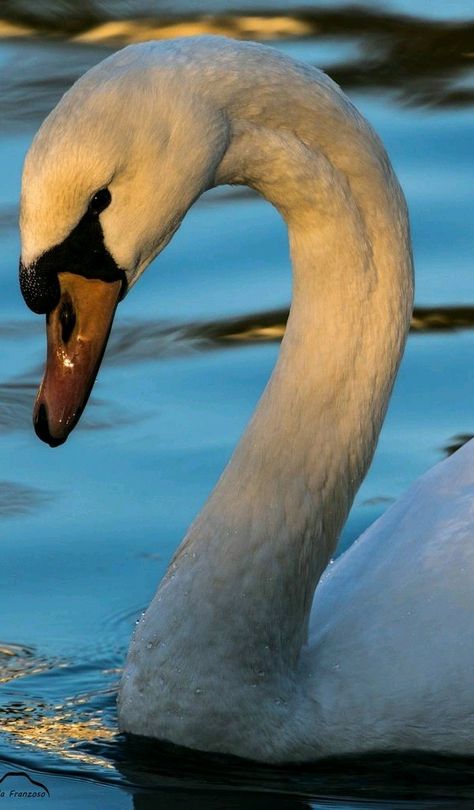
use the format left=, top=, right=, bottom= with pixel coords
left=0, top=480, right=52, bottom=518
left=3, top=305, right=473, bottom=375
left=3, top=638, right=474, bottom=805
left=100, top=602, right=146, bottom=639
left=0, top=4, right=473, bottom=139
left=0, top=643, right=119, bottom=774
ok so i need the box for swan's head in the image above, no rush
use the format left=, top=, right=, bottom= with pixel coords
left=19, top=44, right=228, bottom=446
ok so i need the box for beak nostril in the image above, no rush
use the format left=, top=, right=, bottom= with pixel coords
left=34, top=403, right=65, bottom=448
left=59, top=296, right=76, bottom=344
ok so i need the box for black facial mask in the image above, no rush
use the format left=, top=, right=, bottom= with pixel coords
left=19, top=194, right=127, bottom=314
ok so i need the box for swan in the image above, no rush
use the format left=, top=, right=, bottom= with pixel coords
left=18, top=36, right=474, bottom=763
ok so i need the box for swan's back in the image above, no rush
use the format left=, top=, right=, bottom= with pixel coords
left=309, top=439, right=474, bottom=756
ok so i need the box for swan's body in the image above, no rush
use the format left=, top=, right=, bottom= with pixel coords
left=19, top=37, right=474, bottom=762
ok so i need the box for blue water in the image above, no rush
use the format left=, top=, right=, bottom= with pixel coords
left=1, top=2, right=473, bottom=806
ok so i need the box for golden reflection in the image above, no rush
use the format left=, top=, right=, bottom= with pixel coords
left=0, top=659, right=54, bottom=684
left=3, top=706, right=116, bottom=770
left=1, top=305, right=473, bottom=399
left=26, top=304, right=474, bottom=372
left=0, top=642, right=57, bottom=683
left=0, top=13, right=314, bottom=45
left=1, top=5, right=473, bottom=111
left=225, top=324, right=285, bottom=343
left=1, top=644, right=117, bottom=769
left=2, top=7, right=474, bottom=133
left=72, top=16, right=313, bottom=45
left=0, top=20, right=32, bottom=38
left=217, top=305, right=474, bottom=346
left=411, top=307, right=474, bottom=331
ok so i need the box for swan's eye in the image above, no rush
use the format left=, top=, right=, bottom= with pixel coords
left=88, top=187, right=111, bottom=215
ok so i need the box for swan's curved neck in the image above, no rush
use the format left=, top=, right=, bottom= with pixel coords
left=126, top=66, right=413, bottom=693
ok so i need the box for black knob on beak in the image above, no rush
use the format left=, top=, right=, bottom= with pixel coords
left=19, top=260, right=60, bottom=315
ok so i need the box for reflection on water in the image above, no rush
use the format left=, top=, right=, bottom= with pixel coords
left=0, top=41, right=109, bottom=133
left=1, top=305, right=472, bottom=442
left=442, top=433, right=474, bottom=457
left=0, top=204, right=17, bottom=234
left=0, top=479, right=51, bottom=517
left=0, top=641, right=48, bottom=682
left=2, top=5, right=474, bottom=131
left=3, top=701, right=116, bottom=771
left=0, top=381, right=40, bottom=433
left=1, top=641, right=117, bottom=772
left=5, top=642, right=474, bottom=807
left=3, top=304, right=474, bottom=369
left=115, top=738, right=474, bottom=805
left=0, top=0, right=473, bottom=806
left=410, top=306, right=474, bottom=331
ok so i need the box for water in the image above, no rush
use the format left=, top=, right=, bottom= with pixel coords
left=1, top=2, right=473, bottom=806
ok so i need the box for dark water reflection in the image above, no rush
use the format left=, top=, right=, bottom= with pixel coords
left=443, top=433, right=474, bottom=456
left=0, top=382, right=37, bottom=432
left=0, top=41, right=110, bottom=132
left=111, top=737, right=474, bottom=804
left=0, top=479, right=51, bottom=517
left=8, top=727, right=474, bottom=808
left=3, top=304, right=474, bottom=370
left=2, top=5, right=474, bottom=131
left=1, top=306, right=472, bottom=442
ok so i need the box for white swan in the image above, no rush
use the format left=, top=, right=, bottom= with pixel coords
left=19, top=36, right=474, bottom=763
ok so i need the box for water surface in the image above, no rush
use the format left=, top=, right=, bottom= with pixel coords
left=0, top=2, right=473, bottom=806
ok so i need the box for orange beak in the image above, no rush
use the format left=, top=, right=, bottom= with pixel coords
left=33, top=272, right=122, bottom=447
